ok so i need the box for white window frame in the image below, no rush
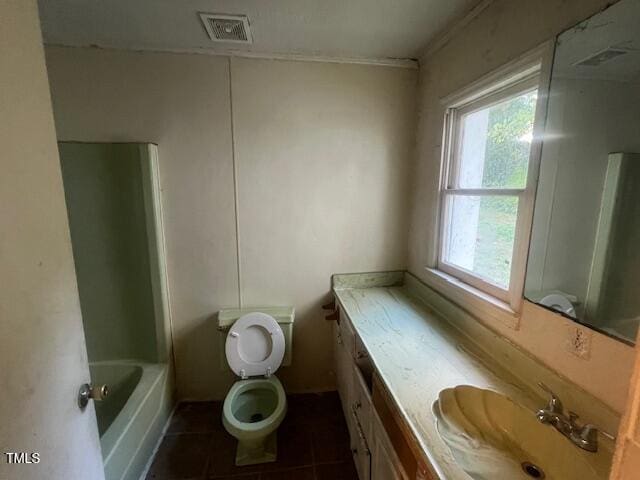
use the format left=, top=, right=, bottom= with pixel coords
left=427, top=46, right=552, bottom=321
left=439, top=75, right=538, bottom=304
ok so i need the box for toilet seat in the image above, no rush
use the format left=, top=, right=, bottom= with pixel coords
left=225, top=312, right=285, bottom=379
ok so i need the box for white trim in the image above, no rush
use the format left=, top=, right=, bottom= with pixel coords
left=431, top=41, right=554, bottom=315
left=452, top=75, right=540, bottom=119
left=440, top=44, right=549, bottom=106
left=43, top=42, right=419, bottom=69
left=438, top=82, right=537, bottom=304
left=420, top=0, right=495, bottom=61
left=511, top=40, right=555, bottom=310
left=443, top=188, right=525, bottom=196
left=228, top=58, right=244, bottom=309
left=439, top=260, right=511, bottom=302
left=522, top=61, right=564, bottom=294
left=423, top=267, right=520, bottom=329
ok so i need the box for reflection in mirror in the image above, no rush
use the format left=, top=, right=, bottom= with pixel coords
left=525, top=0, right=640, bottom=344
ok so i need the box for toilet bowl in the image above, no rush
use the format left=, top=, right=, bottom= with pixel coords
left=221, top=312, right=288, bottom=466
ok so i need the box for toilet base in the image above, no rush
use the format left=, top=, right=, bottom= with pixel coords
left=235, top=431, right=277, bottom=466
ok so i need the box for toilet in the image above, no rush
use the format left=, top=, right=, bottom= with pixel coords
left=218, top=309, right=294, bottom=466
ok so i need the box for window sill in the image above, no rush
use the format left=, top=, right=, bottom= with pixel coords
left=423, top=267, right=521, bottom=330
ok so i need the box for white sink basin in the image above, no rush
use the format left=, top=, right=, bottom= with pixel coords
left=433, top=386, right=611, bottom=480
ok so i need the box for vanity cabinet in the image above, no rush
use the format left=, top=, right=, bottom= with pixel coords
left=333, top=309, right=411, bottom=480
left=371, top=411, right=408, bottom=480
left=352, top=360, right=373, bottom=440
left=333, top=311, right=355, bottom=417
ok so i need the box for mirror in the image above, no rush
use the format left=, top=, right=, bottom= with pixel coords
left=525, top=0, right=640, bottom=344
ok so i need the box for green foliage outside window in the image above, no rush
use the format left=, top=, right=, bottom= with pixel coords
left=474, top=91, right=537, bottom=287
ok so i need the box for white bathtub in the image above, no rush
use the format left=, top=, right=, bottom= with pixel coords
left=89, top=361, right=172, bottom=480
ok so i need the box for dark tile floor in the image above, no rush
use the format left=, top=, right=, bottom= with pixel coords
left=146, top=392, right=358, bottom=480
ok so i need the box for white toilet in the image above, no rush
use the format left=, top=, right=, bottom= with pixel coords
left=218, top=308, right=294, bottom=466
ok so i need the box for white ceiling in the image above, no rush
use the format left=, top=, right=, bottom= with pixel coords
left=554, top=0, right=640, bottom=83
left=37, top=0, right=478, bottom=63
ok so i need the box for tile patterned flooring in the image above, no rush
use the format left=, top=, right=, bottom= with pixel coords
left=146, top=392, right=358, bottom=480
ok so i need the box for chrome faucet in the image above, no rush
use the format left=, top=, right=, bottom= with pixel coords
left=535, top=382, right=614, bottom=452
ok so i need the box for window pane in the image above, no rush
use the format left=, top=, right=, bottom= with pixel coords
left=458, top=90, right=537, bottom=189
left=443, top=195, right=518, bottom=288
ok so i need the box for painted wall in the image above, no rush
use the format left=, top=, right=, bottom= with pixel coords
left=45, top=47, right=417, bottom=399
left=0, top=1, right=104, bottom=478
left=59, top=142, right=158, bottom=362
left=408, top=0, right=635, bottom=413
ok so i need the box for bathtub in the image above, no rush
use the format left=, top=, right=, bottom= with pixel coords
left=89, top=361, right=172, bottom=480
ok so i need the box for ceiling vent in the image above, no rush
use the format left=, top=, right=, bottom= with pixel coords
left=199, top=13, right=253, bottom=44
left=574, top=48, right=628, bottom=67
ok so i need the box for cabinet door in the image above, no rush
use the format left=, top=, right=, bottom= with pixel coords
left=352, top=361, right=373, bottom=441
left=349, top=403, right=371, bottom=480
left=333, top=320, right=352, bottom=417
left=371, top=412, right=408, bottom=480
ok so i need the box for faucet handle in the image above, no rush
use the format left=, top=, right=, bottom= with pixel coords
left=569, top=411, right=616, bottom=445
left=538, top=382, right=563, bottom=413
left=571, top=422, right=599, bottom=452
left=599, top=429, right=616, bottom=441
left=568, top=410, right=580, bottom=427
left=568, top=410, right=616, bottom=439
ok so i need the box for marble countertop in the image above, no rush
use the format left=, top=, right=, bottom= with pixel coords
left=332, top=271, right=616, bottom=480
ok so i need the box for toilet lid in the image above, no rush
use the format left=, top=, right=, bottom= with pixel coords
left=225, top=312, right=285, bottom=379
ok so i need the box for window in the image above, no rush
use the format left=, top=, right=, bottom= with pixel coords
left=438, top=73, right=539, bottom=304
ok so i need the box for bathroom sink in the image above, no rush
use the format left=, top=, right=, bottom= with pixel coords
left=433, top=386, right=609, bottom=480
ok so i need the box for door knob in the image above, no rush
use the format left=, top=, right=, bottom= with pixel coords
left=78, top=383, right=109, bottom=410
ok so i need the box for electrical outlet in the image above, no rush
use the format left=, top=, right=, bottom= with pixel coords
left=565, top=325, right=592, bottom=359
